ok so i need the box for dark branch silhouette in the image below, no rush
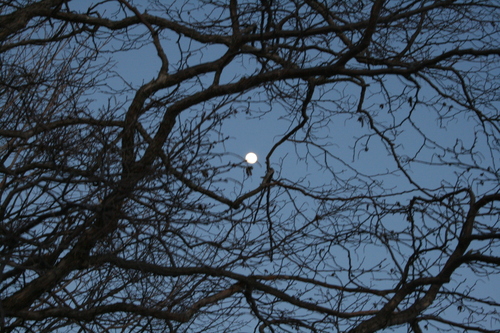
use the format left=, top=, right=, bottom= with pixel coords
left=1, top=1, right=499, bottom=332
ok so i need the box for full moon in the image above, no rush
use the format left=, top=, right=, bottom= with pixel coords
left=245, top=152, right=258, bottom=164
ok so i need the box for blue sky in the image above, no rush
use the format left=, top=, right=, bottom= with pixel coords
left=32, top=1, right=500, bottom=331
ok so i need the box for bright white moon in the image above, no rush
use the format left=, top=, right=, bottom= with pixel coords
left=245, top=152, right=258, bottom=164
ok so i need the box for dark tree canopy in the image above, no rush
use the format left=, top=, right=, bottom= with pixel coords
left=1, top=0, right=500, bottom=332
